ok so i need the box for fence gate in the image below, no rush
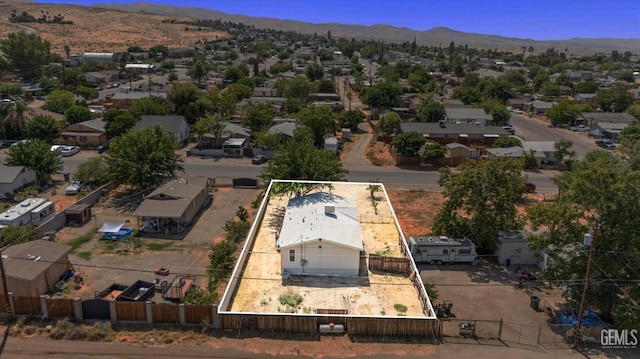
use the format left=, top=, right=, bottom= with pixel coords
left=500, top=321, right=540, bottom=346
left=233, top=178, right=258, bottom=188
left=82, top=299, right=110, bottom=320
left=440, top=319, right=501, bottom=340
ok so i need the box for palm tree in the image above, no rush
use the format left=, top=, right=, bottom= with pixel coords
left=187, top=61, right=210, bottom=86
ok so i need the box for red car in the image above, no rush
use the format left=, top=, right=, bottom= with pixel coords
left=154, top=267, right=170, bottom=276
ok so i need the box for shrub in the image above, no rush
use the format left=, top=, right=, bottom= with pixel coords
left=393, top=303, right=408, bottom=313
left=279, top=292, right=303, bottom=307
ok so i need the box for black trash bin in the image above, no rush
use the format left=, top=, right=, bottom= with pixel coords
left=530, top=296, right=540, bottom=311
left=506, top=259, right=511, bottom=266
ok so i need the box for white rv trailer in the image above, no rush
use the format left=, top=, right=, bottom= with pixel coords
left=0, top=198, right=54, bottom=227
left=408, top=236, right=478, bottom=264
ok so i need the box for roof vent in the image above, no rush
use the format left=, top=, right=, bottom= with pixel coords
left=324, top=205, right=335, bottom=215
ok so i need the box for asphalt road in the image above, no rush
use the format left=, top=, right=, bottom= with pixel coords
left=509, top=113, right=598, bottom=159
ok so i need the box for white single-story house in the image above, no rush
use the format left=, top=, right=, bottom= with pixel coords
left=495, top=231, right=539, bottom=266
left=276, top=192, right=363, bottom=276
left=486, top=146, right=546, bottom=164
left=521, top=141, right=557, bottom=164
left=0, top=165, right=37, bottom=198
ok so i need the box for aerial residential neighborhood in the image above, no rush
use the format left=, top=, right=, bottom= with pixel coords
left=0, top=1, right=638, bottom=358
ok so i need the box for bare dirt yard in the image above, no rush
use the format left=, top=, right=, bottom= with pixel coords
left=229, top=183, right=426, bottom=317
left=0, top=2, right=228, bottom=54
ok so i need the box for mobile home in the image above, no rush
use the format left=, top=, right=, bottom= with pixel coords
left=0, top=198, right=48, bottom=227
left=408, top=236, right=477, bottom=264
left=30, top=201, right=56, bottom=226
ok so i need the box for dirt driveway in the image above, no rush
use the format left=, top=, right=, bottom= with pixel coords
left=421, top=260, right=568, bottom=348
left=55, top=186, right=258, bottom=299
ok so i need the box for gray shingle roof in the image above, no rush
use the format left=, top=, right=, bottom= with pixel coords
left=136, top=115, right=187, bottom=134
left=133, top=179, right=206, bottom=218
left=400, top=122, right=509, bottom=136
left=445, top=107, right=494, bottom=122
left=579, top=112, right=636, bottom=124
left=0, top=165, right=27, bottom=184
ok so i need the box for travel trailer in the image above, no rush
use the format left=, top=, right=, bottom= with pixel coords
left=408, top=236, right=478, bottom=264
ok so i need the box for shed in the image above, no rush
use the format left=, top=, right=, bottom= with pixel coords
left=65, top=203, right=92, bottom=226
left=495, top=231, right=539, bottom=266
left=1, top=240, right=72, bottom=296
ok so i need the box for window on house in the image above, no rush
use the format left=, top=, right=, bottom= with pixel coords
left=459, top=249, right=471, bottom=255
left=289, top=250, right=295, bottom=262
left=443, top=249, right=448, bottom=254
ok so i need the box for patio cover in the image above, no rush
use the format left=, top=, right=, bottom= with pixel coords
left=98, top=222, right=124, bottom=233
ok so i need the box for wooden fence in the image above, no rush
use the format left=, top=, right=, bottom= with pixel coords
left=115, top=301, right=147, bottom=322
left=368, top=255, right=410, bottom=273
left=184, top=304, right=212, bottom=324
left=13, top=296, right=41, bottom=316
left=151, top=303, right=180, bottom=324
left=46, top=297, right=75, bottom=318
left=219, top=313, right=438, bottom=337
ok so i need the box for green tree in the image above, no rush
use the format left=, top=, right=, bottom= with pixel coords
left=527, top=151, right=640, bottom=326
left=74, top=156, right=110, bottom=186
left=192, top=115, right=222, bottom=149
left=337, top=110, right=365, bottom=131
left=242, top=102, right=275, bottom=132
left=24, top=115, right=61, bottom=143
left=554, top=139, right=576, bottom=170
left=492, top=137, right=521, bottom=148
left=127, top=96, right=171, bottom=118
left=105, top=112, right=136, bottom=139
left=305, top=63, right=324, bottom=82
left=595, top=83, right=634, bottom=112
left=44, top=90, right=75, bottom=114
left=76, top=86, right=98, bottom=102
left=275, top=76, right=315, bottom=103
left=64, top=105, right=93, bottom=125
left=574, top=79, right=600, bottom=94
left=376, top=112, right=401, bottom=136
left=391, top=131, right=424, bottom=156
left=433, top=158, right=527, bottom=252
left=105, top=126, right=184, bottom=190
left=223, top=64, right=250, bottom=83
left=260, top=129, right=348, bottom=185
left=167, top=82, right=206, bottom=124
left=187, top=60, right=211, bottom=85
left=416, top=99, right=445, bottom=123
left=5, top=139, right=63, bottom=183
left=0, top=82, right=24, bottom=96
left=297, top=106, right=337, bottom=148
left=252, top=129, right=281, bottom=151
left=208, top=240, right=236, bottom=285
left=0, top=32, right=52, bottom=81
left=478, top=99, right=511, bottom=125
left=627, top=104, right=640, bottom=121
left=546, top=100, right=579, bottom=126
left=618, top=123, right=640, bottom=170
left=363, top=81, right=402, bottom=110
left=423, top=143, right=446, bottom=161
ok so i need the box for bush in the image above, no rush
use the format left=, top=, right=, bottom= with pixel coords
left=393, top=303, right=408, bottom=313
left=279, top=292, right=303, bottom=307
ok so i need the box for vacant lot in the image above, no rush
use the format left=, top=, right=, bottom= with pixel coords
left=0, top=2, right=228, bottom=54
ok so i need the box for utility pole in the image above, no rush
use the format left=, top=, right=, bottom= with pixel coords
left=0, top=246, right=13, bottom=320
left=573, top=219, right=599, bottom=349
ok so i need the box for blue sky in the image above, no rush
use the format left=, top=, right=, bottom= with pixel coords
left=36, top=0, right=640, bottom=40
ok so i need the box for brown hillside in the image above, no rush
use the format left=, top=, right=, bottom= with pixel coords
left=0, top=2, right=228, bottom=54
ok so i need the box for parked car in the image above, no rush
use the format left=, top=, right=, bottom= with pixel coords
left=154, top=267, right=170, bottom=276
left=251, top=155, right=267, bottom=164
left=524, top=182, right=536, bottom=193
left=570, top=125, right=590, bottom=132
left=50, top=145, right=64, bottom=153
left=60, top=146, right=80, bottom=157
left=595, top=140, right=616, bottom=149
left=514, top=109, right=523, bottom=114
left=11, top=139, right=30, bottom=147
left=65, top=180, right=83, bottom=195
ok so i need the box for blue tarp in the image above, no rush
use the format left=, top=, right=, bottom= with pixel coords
left=557, top=309, right=606, bottom=331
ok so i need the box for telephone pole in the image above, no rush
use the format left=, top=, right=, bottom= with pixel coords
left=573, top=219, right=599, bottom=349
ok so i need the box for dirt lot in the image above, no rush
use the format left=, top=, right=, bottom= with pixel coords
left=0, top=2, right=228, bottom=54
left=230, top=183, right=426, bottom=317
left=44, top=181, right=258, bottom=299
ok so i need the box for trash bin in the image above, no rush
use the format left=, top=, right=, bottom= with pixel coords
left=443, top=299, right=453, bottom=314
left=506, top=258, right=511, bottom=266
left=63, top=172, right=70, bottom=182
left=530, top=296, right=540, bottom=311
left=97, top=145, right=105, bottom=154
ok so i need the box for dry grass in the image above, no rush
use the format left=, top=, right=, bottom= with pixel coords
left=0, top=2, right=228, bottom=54
left=365, top=139, right=395, bottom=167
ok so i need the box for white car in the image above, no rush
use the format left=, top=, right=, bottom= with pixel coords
left=60, top=146, right=80, bottom=157
left=514, top=109, right=523, bottom=114
left=65, top=180, right=83, bottom=195
left=50, top=145, right=64, bottom=153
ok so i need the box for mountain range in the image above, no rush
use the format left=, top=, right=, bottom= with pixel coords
left=88, top=2, right=640, bottom=54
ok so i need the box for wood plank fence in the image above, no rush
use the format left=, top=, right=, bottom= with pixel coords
left=151, top=303, right=180, bottom=324
left=13, top=296, right=41, bottom=316
left=184, top=304, right=212, bottom=325
left=46, top=298, right=75, bottom=318
left=116, top=301, right=146, bottom=322
left=369, top=255, right=410, bottom=273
